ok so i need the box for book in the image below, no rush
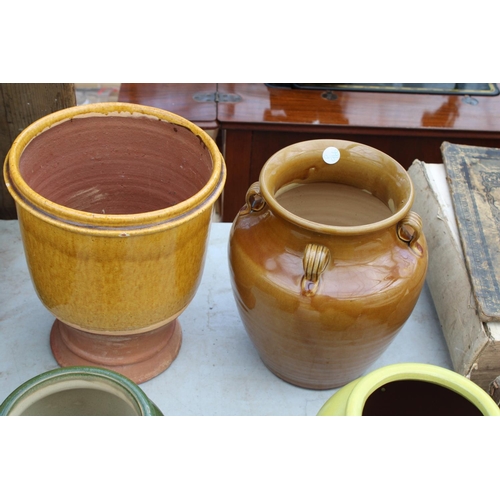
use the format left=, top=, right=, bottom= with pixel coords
left=409, top=159, right=500, bottom=391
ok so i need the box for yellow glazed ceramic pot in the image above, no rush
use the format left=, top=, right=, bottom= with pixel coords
left=4, top=102, right=226, bottom=383
left=317, top=363, right=500, bottom=416
left=229, top=139, right=427, bottom=389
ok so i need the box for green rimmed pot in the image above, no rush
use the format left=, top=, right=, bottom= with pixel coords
left=317, top=363, right=500, bottom=416
left=0, top=366, right=162, bottom=416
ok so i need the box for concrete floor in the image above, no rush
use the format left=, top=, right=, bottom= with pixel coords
left=0, top=220, right=452, bottom=415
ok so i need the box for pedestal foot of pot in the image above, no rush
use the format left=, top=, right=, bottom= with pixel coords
left=50, top=319, right=182, bottom=384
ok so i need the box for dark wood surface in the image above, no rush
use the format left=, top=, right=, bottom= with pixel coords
left=1, top=83, right=77, bottom=219
left=118, top=83, right=218, bottom=129
left=217, top=83, right=500, bottom=133
left=119, top=83, right=500, bottom=221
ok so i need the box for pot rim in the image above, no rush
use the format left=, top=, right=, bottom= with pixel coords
left=0, top=366, right=161, bottom=416
left=346, top=363, right=500, bottom=416
left=259, top=139, right=414, bottom=235
left=4, top=102, right=226, bottom=235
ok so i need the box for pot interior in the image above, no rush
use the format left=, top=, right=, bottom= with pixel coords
left=9, top=378, right=142, bottom=416
left=268, top=141, right=411, bottom=227
left=19, top=114, right=213, bottom=215
left=276, top=183, right=394, bottom=226
left=362, top=380, right=484, bottom=416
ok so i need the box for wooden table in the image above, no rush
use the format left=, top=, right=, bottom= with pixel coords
left=119, top=83, right=500, bottom=221
left=118, top=83, right=218, bottom=133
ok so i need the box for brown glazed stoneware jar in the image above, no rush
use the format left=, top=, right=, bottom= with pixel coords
left=4, top=102, right=226, bottom=384
left=228, top=139, right=428, bottom=389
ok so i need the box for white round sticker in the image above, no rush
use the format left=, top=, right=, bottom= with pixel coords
left=322, top=147, right=340, bottom=164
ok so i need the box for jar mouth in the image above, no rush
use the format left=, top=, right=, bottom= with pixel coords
left=347, top=363, right=500, bottom=416
left=0, top=367, right=157, bottom=416
left=5, top=102, right=225, bottom=234
left=259, top=139, right=414, bottom=235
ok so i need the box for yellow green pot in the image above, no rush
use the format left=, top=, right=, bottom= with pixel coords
left=0, top=366, right=162, bottom=416
left=4, top=102, right=226, bottom=383
left=317, top=363, right=500, bottom=416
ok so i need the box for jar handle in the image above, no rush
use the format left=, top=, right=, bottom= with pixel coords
left=397, top=211, right=424, bottom=256
left=301, top=243, right=331, bottom=297
left=239, top=182, right=266, bottom=215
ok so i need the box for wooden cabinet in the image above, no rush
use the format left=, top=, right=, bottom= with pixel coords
left=119, top=83, right=500, bottom=221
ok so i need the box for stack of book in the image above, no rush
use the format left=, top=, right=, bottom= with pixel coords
left=409, top=143, right=500, bottom=392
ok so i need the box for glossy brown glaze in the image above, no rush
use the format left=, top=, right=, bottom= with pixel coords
left=229, top=140, right=428, bottom=389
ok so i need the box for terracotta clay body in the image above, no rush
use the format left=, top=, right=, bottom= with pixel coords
left=229, top=140, right=428, bottom=389
left=4, top=103, right=226, bottom=383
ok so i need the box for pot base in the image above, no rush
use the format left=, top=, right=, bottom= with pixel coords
left=264, top=362, right=352, bottom=390
left=50, top=319, right=182, bottom=384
